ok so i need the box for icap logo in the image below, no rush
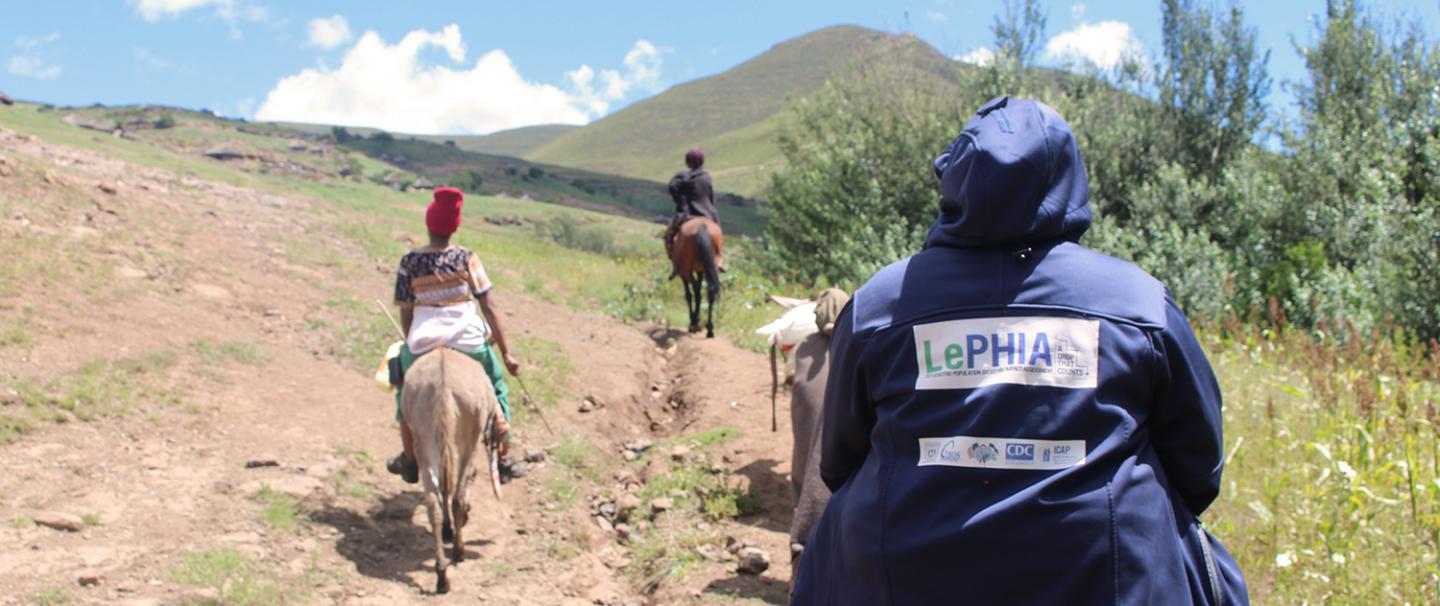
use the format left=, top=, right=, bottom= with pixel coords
left=968, top=442, right=1000, bottom=464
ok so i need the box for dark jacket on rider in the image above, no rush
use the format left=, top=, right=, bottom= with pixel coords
left=790, top=97, right=1249, bottom=606
left=668, top=168, right=719, bottom=223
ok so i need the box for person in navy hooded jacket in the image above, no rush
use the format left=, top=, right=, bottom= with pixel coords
left=790, top=96, right=1248, bottom=606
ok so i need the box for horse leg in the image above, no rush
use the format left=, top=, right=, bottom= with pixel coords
left=683, top=278, right=700, bottom=333
left=705, top=274, right=717, bottom=338
left=423, top=490, right=449, bottom=594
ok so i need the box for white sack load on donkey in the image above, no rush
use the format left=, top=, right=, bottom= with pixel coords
left=755, top=290, right=849, bottom=432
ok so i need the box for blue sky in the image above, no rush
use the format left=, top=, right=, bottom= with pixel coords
left=3, top=1, right=1437, bottom=134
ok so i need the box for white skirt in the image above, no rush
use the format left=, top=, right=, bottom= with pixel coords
left=407, top=302, right=491, bottom=355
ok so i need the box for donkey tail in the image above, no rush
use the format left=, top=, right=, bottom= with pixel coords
left=437, top=360, right=460, bottom=518
left=695, top=223, right=721, bottom=293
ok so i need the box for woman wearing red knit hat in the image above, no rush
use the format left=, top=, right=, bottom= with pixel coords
left=386, top=186, right=525, bottom=483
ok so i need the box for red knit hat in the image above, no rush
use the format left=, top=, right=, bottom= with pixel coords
left=426, top=187, right=464, bottom=235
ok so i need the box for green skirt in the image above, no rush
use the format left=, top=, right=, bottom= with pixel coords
left=394, top=342, right=511, bottom=424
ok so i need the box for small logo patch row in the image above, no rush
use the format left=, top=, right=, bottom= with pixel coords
left=918, top=436, right=1086, bottom=470
left=912, top=316, right=1100, bottom=390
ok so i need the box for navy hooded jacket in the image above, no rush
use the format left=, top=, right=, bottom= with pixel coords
left=791, top=97, right=1248, bottom=605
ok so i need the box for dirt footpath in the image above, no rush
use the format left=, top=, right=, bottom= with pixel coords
left=0, top=125, right=795, bottom=605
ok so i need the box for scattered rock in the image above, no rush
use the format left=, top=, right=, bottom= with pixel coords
left=596, top=501, right=617, bottom=520
left=523, top=448, right=547, bottom=463
left=578, top=399, right=595, bottom=413
left=736, top=547, right=771, bottom=575
left=649, top=498, right=673, bottom=513
left=32, top=511, right=85, bottom=532
left=0, top=90, right=13, bottom=105
left=97, top=181, right=119, bottom=195
left=0, top=385, right=20, bottom=405
left=614, top=494, right=642, bottom=520
left=244, top=459, right=280, bottom=469
left=670, top=446, right=691, bottom=462
left=614, top=523, right=631, bottom=540
left=621, top=450, right=637, bottom=462
left=695, top=544, right=725, bottom=561
left=594, top=515, right=614, bottom=533
left=77, top=574, right=102, bottom=587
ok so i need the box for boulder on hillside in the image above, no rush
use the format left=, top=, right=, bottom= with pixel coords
left=63, top=113, right=118, bottom=134
left=203, top=144, right=256, bottom=161
left=411, top=176, right=437, bottom=190
left=0, top=91, right=14, bottom=106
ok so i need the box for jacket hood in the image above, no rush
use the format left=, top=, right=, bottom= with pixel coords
left=924, top=96, right=1091, bottom=249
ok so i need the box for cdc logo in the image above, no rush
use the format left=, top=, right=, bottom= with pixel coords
left=1005, top=443, right=1034, bottom=461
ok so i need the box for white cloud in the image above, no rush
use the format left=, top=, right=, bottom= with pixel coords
left=132, top=47, right=173, bottom=70
left=567, top=40, right=663, bottom=116
left=9, top=33, right=62, bottom=80
left=1044, top=20, right=1143, bottom=70
left=130, top=0, right=269, bottom=39
left=15, top=32, right=61, bottom=48
left=956, top=46, right=994, bottom=66
left=256, top=25, right=663, bottom=134
left=130, top=0, right=264, bottom=21
left=306, top=15, right=351, bottom=50
left=1070, top=3, right=1087, bottom=22
left=926, top=11, right=949, bottom=23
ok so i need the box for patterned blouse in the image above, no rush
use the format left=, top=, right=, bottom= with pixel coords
left=393, top=246, right=492, bottom=307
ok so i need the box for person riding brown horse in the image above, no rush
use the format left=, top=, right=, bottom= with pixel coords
left=669, top=216, right=723, bottom=338
left=666, top=148, right=725, bottom=278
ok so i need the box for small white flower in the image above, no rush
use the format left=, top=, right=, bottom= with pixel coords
left=1331, top=553, right=1346, bottom=564
left=1276, top=551, right=1296, bottom=568
left=1337, top=460, right=1357, bottom=481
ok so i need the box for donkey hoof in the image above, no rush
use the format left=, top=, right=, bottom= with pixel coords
left=436, top=576, right=450, bottom=594
left=688, top=325, right=701, bottom=334
left=706, top=330, right=714, bottom=339
left=442, top=524, right=454, bottom=544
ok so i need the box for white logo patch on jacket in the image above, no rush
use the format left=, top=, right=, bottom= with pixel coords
left=912, top=317, right=1099, bottom=389
left=918, top=436, right=1086, bottom=470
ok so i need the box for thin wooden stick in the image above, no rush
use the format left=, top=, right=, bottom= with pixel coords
left=374, top=299, right=405, bottom=340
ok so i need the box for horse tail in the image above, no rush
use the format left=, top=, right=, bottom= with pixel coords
left=695, top=222, right=721, bottom=296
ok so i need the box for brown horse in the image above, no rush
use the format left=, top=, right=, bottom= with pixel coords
left=669, top=217, right=723, bottom=337
left=401, top=348, right=504, bottom=594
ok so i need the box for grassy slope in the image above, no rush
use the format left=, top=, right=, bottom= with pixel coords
left=278, top=122, right=578, bottom=157
left=525, top=25, right=959, bottom=196
left=441, top=124, right=578, bottom=157
left=339, top=135, right=767, bottom=236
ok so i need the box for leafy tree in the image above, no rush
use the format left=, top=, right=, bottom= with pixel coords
left=1156, top=0, right=1271, bottom=181
left=984, top=0, right=1048, bottom=95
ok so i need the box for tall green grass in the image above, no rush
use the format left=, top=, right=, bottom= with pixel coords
left=1206, top=323, right=1440, bottom=603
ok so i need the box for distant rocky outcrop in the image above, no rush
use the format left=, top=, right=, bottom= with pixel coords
left=0, top=91, right=14, bottom=106
left=63, top=113, right=120, bottom=135
left=411, top=176, right=437, bottom=190
left=203, top=144, right=259, bottom=161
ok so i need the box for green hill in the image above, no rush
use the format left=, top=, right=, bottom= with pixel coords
left=441, top=124, right=578, bottom=157
left=270, top=122, right=577, bottom=158
left=524, top=25, right=964, bottom=196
